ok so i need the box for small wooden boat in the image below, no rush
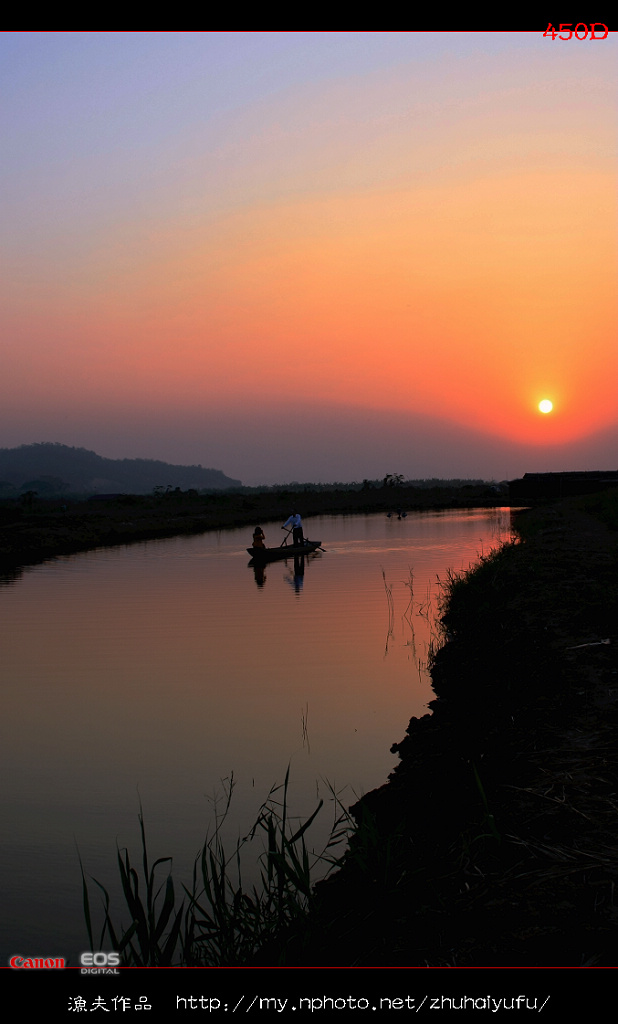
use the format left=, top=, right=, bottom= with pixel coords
left=247, top=540, right=322, bottom=562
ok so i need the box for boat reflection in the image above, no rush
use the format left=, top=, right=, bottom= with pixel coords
left=250, top=549, right=321, bottom=590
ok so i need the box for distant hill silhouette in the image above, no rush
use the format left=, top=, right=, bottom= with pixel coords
left=0, top=443, right=241, bottom=495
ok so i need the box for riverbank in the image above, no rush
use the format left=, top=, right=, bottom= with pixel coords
left=260, top=490, right=618, bottom=966
left=0, top=483, right=502, bottom=572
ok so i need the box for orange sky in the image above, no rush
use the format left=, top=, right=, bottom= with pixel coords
left=1, top=33, right=616, bottom=482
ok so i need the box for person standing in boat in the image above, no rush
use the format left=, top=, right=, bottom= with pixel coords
left=252, top=526, right=266, bottom=549
left=282, top=510, right=304, bottom=546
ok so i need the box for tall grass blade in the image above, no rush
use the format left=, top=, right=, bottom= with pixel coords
left=82, top=771, right=343, bottom=966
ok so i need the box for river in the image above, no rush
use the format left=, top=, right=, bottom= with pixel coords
left=0, top=507, right=515, bottom=961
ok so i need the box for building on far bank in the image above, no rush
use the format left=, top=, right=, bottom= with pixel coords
left=509, top=471, right=618, bottom=503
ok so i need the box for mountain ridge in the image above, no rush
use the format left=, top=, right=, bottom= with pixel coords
left=0, top=442, right=241, bottom=495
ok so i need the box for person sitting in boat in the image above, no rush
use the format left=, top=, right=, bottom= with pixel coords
left=282, top=511, right=304, bottom=546
left=252, top=526, right=266, bottom=549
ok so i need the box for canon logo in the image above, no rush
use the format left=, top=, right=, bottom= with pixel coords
left=10, top=956, right=65, bottom=969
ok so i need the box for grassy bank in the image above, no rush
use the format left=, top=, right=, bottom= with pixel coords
left=283, top=490, right=618, bottom=965
left=0, top=482, right=503, bottom=571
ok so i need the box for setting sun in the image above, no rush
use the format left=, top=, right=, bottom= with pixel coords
left=539, top=400, right=554, bottom=414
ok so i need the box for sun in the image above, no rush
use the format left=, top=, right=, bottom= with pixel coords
left=538, top=399, right=553, bottom=414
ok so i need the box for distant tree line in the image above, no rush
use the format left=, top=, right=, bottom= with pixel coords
left=222, top=476, right=498, bottom=494
left=0, top=444, right=505, bottom=502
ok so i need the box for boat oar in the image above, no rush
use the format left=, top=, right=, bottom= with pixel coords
left=279, top=528, right=326, bottom=553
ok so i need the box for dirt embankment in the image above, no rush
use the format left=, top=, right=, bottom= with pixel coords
left=273, top=493, right=618, bottom=966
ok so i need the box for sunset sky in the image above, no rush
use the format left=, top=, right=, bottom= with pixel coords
left=1, top=32, right=616, bottom=484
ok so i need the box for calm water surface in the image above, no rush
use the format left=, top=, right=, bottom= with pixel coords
left=0, top=508, right=514, bottom=960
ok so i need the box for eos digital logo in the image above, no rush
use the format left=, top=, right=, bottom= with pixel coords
left=79, top=951, right=121, bottom=974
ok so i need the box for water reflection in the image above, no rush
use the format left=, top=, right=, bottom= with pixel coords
left=0, top=566, right=25, bottom=587
left=285, top=554, right=306, bottom=594
left=252, top=563, right=267, bottom=587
